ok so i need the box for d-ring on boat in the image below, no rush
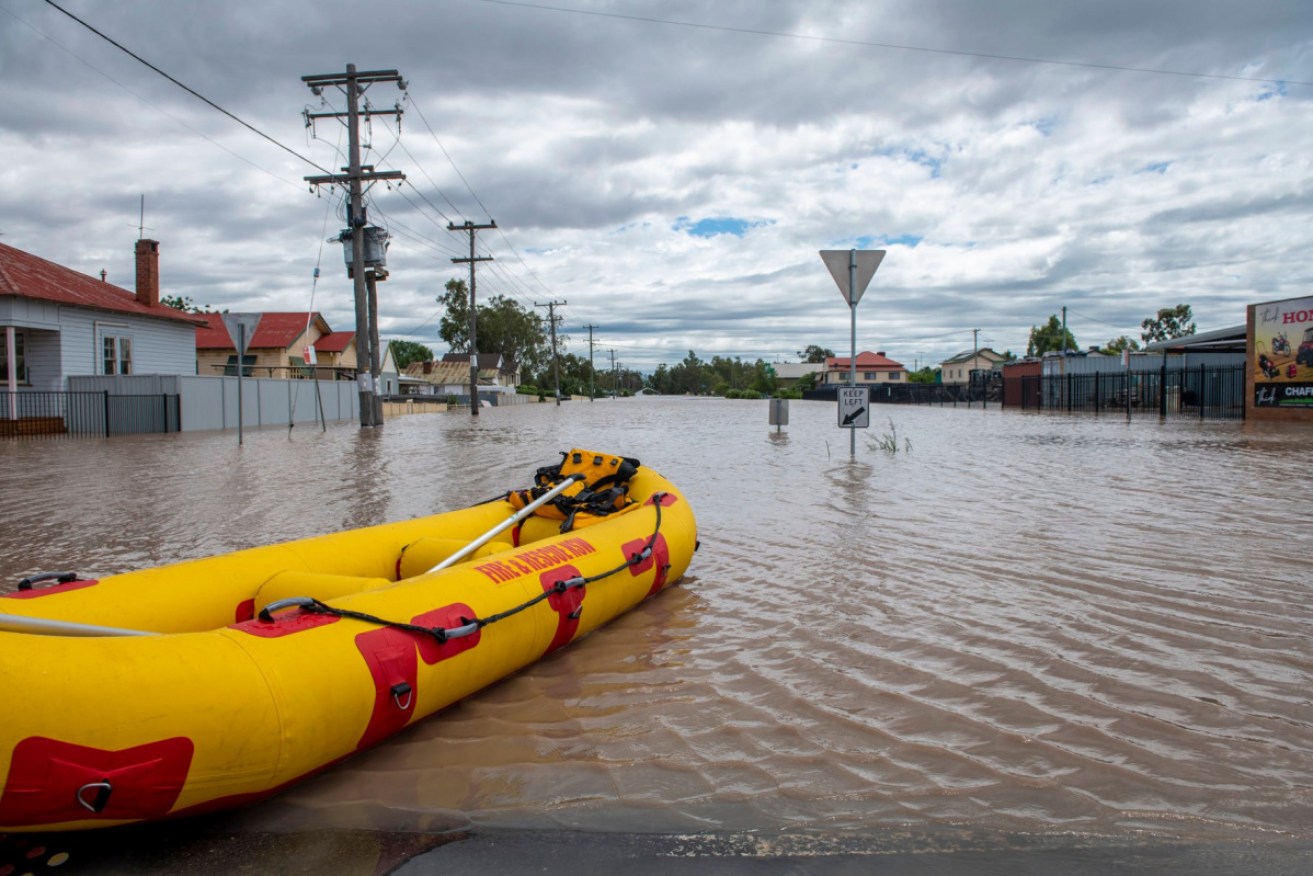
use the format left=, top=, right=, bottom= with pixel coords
left=0, top=449, right=697, bottom=832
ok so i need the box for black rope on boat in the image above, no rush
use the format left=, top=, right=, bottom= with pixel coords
left=464, top=490, right=514, bottom=509
left=264, top=495, right=668, bottom=640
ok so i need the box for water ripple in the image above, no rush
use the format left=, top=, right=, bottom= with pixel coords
left=3, top=401, right=1311, bottom=843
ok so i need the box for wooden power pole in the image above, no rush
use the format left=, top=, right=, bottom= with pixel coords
left=536, top=300, right=566, bottom=405
left=302, top=64, right=405, bottom=428
left=583, top=323, right=598, bottom=401
left=448, top=221, right=496, bottom=416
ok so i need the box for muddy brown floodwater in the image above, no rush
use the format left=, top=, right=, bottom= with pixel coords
left=2, top=398, right=1311, bottom=871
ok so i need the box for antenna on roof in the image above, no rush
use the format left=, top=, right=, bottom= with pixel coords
left=133, top=195, right=154, bottom=240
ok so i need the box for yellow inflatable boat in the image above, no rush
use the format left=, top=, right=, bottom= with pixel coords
left=0, top=449, right=697, bottom=832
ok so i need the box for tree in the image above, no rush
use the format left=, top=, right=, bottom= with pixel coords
left=436, top=279, right=472, bottom=350
left=749, top=359, right=777, bottom=395
left=161, top=294, right=213, bottom=313
left=1140, top=304, right=1196, bottom=344
left=388, top=340, right=433, bottom=369
left=647, top=364, right=671, bottom=394
left=1026, top=315, right=1077, bottom=356
left=663, top=350, right=714, bottom=395
left=1102, top=336, right=1141, bottom=355
left=907, top=366, right=938, bottom=384
left=437, top=279, right=549, bottom=375
left=796, top=345, right=835, bottom=364
left=480, top=295, right=550, bottom=377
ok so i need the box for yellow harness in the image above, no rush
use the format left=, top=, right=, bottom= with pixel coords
left=508, top=449, right=641, bottom=532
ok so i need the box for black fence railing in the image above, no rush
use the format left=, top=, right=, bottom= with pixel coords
left=1, top=391, right=181, bottom=438
left=803, top=383, right=980, bottom=405
left=1011, top=364, right=1246, bottom=420
left=801, top=365, right=1245, bottom=420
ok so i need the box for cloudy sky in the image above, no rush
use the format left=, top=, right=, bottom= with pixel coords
left=2, top=0, right=1310, bottom=371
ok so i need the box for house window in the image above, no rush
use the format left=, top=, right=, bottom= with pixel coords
left=864, top=372, right=877, bottom=381
left=101, top=335, right=133, bottom=375
left=224, top=354, right=256, bottom=376
left=1, top=330, right=27, bottom=384
left=888, top=371, right=901, bottom=381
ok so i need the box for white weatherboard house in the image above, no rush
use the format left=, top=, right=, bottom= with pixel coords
left=1, top=239, right=204, bottom=396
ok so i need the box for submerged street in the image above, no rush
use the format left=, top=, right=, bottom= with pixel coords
left=2, top=398, right=1311, bottom=872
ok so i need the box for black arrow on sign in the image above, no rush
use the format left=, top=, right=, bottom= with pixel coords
left=842, top=406, right=866, bottom=426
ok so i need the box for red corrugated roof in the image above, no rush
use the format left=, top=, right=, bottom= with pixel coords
left=825, top=351, right=905, bottom=369
left=0, top=241, right=206, bottom=325
left=195, top=312, right=233, bottom=349
left=195, top=312, right=341, bottom=350
left=314, top=330, right=354, bottom=353
left=248, top=312, right=328, bottom=349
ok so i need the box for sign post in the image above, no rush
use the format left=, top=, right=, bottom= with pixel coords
left=819, top=249, right=885, bottom=457
left=222, top=313, right=262, bottom=446
left=837, top=386, right=869, bottom=429
left=768, top=397, right=789, bottom=433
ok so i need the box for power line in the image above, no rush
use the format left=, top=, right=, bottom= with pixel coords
left=375, top=109, right=466, bottom=221
left=361, top=100, right=552, bottom=310
left=402, top=87, right=564, bottom=303
left=475, top=0, right=1311, bottom=88
left=1067, top=309, right=1138, bottom=333
left=3, top=3, right=305, bottom=190
left=405, top=95, right=498, bottom=220
left=41, top=0, right=335, bottom=174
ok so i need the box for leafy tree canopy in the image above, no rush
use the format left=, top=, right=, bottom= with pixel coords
left=907, top=366, right=939, bottom=384
left=437, top=279, right=549, bottom=375
left=796, top=344, right=835, bottom=363
left=161, top=294, right=215, bottom=313
left=1140, top=304, right=1196, bottom=344
left=437, top=279, right=472, bottom=350
left=1102, top=335, right=1141, bottom=355
left=388, top=339, right=433, bottom=369
left=1026, top=315, right=1077, bottom=356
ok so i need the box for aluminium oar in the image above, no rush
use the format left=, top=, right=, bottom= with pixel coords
left=425, top=473, right=586, bottom=575
left=0, top=613, right=158, bottom=637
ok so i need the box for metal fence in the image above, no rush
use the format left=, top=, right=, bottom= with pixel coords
left=1011, top=364, right=1246, bottom=420
left=803, top=383, right=978, bottom=405
left=1, top=391, right=180, bottom=438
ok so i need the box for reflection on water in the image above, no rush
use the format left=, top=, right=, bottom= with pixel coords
left=2, top=400, right=1311, bottom=845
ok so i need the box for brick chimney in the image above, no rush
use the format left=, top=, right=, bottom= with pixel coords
left=135, top=239, right=160, bottom=307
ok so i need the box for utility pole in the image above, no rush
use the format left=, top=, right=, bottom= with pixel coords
left=1060, top=305, right=1069, bottom=409
left=449, top=220, right=496, bottom=416
left=971, top=327, right=979, bottom=408
left=536, top=300, right=566, bottom=405
left=303, top=64, right=406, bottom=428
left=583, top=324, right=598, bottom=401
left=608, top=348, right=617, bottom=397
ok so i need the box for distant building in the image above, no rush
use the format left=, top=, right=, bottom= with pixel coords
left=820, top=351, right=907, bottom=386
left=1, top=239, right=205, bottom=395
left=195, top=312, right=357, bottom=378
left=402, top=360, right=474, bottom=395
left=939, top=348, right=1007, bottom=385
left=439, top=352, right=520, bottom=389
left=771, top=361, right=825, bottom=388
